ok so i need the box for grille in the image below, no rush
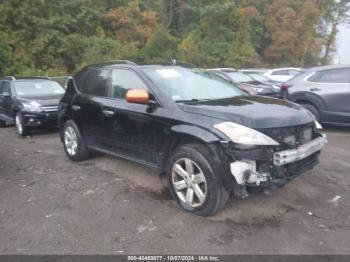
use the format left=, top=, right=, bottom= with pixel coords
left=42, top=105, right=58, bottom=112
left=258, top=123, right=314, bottom=149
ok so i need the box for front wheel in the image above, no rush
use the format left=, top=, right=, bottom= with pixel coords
left=15, top=113, right=30, bottom=136
left=63, top=120, right=90, bottom=161
left=167, top=144, right=229, bottom=216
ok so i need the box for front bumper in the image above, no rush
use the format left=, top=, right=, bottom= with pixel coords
left=22, top=111, right=58, bottom=127
left=227, top=134, right=326, bottom=191
left=273, top=134, right=327, bottom=166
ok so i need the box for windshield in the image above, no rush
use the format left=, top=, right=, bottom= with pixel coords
left=247, top=73, right=271, bottom=82
left=14, top=80, right=65, bottom=97
left=142, top=67, right=245, bottom=102
left=226, top=72, right=254, bottom=83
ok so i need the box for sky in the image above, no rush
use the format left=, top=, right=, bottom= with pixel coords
left=334, top=23, right=350, bottom=64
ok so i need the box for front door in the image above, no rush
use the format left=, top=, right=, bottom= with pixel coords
left=101, top=68, right=157, bottom=165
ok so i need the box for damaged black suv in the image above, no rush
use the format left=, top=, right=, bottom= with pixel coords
left=58, top=61, right=326, bottom=216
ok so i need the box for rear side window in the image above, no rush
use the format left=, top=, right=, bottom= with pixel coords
left=0, top=81, right=11, bottom=95
left=108, top=69, right=148, bottom=99
left=271, top=70, right=289, bottom=76
left=308, top=68, right=350, bottom=83
left=82, top=69, right=110, bottom=96
left=288, top=69, right=301, bottom=76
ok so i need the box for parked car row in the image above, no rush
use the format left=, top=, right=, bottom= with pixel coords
left=2, top=60, right=347, bottom=216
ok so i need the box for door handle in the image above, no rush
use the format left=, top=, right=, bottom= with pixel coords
left=310, top=88, right=321, bottom=92
left=103, top=109, right=115, bottom=117
left=72, top=105, right=81, bottom=111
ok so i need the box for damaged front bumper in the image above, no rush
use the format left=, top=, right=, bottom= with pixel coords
left=227, top=134, right=327, bottom=194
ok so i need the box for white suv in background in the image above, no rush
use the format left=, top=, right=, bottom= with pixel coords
left=264, top=67, right=303, bottom=83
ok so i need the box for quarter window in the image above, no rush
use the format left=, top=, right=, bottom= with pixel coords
left=308, top=69, right=350, bottom=83
left=0, top=81, right=11, bottom=96
left=82, top=69, right=110, bottom=96
left=109, top=69, right=148, bottom=99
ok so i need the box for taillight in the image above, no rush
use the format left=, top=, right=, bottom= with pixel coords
left=281, top=83, right=292, bottom=91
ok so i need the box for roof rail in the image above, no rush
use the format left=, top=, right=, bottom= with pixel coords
left=16, top=76, right=51, bottom=80
left=3, top=76, right=16, bottom=80
left=87, top=60, right=137, bottom=68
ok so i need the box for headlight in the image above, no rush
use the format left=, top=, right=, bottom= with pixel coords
left=214, top=122, right=280, bottom=146
left=315, top=120, right=322, bottom=130
left=22, top=101, right=42, bottom=112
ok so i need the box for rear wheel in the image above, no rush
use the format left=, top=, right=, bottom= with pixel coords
left=300, top=103, right=320, bottom=122
left=167, top=144, right=229, bottom=216
left=15, top=113, right=30, bottom=136
left=63, top=120, right=90, bottom=161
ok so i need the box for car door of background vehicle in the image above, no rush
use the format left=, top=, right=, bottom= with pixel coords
left=101, top=68, right=157, bottom=165
left=72, top=68, right=110, bottom=147
left=307, top=68, right=350, bottom=123
left=0, top=81, right=13, bottom=118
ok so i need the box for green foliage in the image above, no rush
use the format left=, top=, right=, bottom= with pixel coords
left=0, top=0, right=347, bottom=76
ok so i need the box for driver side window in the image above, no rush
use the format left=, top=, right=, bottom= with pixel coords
left=109, top=69, right=148, bottom=99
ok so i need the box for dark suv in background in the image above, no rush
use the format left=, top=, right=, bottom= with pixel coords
left=58, top=61, right=326, bottom=216
left=286, top=65, right=350, bottom=125
left=0, top=76, right=65, bottom=135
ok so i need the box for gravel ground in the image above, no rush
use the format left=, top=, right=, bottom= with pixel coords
left=0, top=125, right=349, bottom=255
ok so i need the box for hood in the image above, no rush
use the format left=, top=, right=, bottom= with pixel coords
left=18, top=95, right=63, bottom=106
left=179, top=96, right=314, bottom=129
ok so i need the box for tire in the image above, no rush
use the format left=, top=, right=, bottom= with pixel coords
left=63, top=120, right=90, bottom=161
left=167, top=143, right=229, bottom=216
left=300, top=103, right=320, bottom=122
left=0, top=120, right=6, bottom=127
left=15, top=112, right=30, bottom=136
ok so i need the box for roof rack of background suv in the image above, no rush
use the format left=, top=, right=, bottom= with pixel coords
left=2, top=76, right=52, bottom=81
left=16, top=77, right=51, bottom=80
left=3, top=76, right=16, bottom=80
left=87, top=60, right=137, bottom=68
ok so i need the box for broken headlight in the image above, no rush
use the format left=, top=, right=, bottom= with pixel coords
left=214, top=122, right=280, bottom=146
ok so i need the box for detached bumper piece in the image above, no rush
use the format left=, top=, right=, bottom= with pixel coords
left=273, top=134, right=327, bottom=166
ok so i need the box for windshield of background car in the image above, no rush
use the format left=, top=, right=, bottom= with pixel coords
left=248, top=73, right=271, bottom=82
left=226, top=72, right=253, bottom=83
left=14, top=80, right=65, bottom=97
left=142, top=67, right=245, bottom=102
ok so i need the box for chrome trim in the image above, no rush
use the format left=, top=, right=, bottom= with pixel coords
left=42, top=106, right=58, bottom=112
left=274, top=134, right=326, bottom=166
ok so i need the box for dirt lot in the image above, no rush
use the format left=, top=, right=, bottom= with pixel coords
left=0, top=125, right=350, bottom=255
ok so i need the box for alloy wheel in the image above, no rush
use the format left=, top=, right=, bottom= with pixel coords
left=64, top=126, right=78, bottom=156
left=171, top=158, right=207, bottom=208
left=15, top=115, right=23, bottom=135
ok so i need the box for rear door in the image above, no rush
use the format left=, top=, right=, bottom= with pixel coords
left=307, top=68, right=350, bottom=123
left=101, top=68, right=157, bottom=164
left=0, top=81, right=13, bottom=117
left=72, top=68, right=110, bottom=147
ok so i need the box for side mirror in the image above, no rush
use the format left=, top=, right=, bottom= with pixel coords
left=126, top=89, right=149, bottom=104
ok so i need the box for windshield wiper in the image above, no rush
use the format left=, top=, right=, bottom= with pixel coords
left=175, top=98, right=210, bottom=103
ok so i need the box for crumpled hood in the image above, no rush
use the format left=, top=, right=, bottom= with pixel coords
left=179, top=96, right=314, bottom=129
left=18, top=95, right=63, bottom=106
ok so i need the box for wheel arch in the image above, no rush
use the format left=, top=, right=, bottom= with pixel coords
left=290, top=92, right=326, bottom=113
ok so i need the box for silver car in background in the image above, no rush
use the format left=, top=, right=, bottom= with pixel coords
left=286, top=65, right=350, bottom=126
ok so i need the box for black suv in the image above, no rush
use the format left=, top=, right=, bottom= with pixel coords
left=58, top=61, right=326, bottom=216
left=0, top=76, right=65, bottom=136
